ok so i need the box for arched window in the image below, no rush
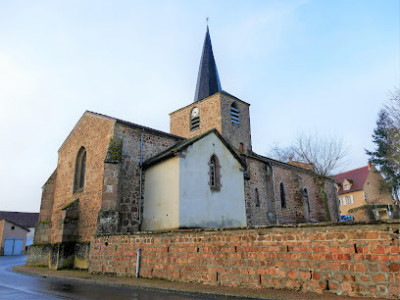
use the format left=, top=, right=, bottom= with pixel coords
left=74, top=147, right=86, bottom=192
left=280, top=182, right=286, bottom=208
left=230, top=102, right=240, bottom=125
left=209, top=155, right=221, bottom=190
left=304, top=188, right=310, bottom=214
left=255, top=188, right=260, bottom=207
left=190, top=107, right=200, bottom=131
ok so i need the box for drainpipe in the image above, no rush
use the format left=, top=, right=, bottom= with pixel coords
left=136, top=247, right=141, bottom=278
left=138, top=128, right=144, bottom=230
left=271, top=165, right=279, bottom=225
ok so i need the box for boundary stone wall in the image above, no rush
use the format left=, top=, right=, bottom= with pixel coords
left=89, top=221, right=400, bottom=298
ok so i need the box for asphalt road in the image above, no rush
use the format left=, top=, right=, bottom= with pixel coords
left=0, top=256, right=228, bottom=300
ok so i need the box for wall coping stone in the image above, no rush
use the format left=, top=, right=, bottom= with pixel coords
left=93, top=219, right=400, bottom=237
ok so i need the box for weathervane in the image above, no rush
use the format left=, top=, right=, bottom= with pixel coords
left=206, top=17, right=209, bottom=25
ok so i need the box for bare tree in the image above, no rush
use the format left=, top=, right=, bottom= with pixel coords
left=384, top=88, right=400, bottom=173
left=385, top=87, right=400, bottom=125
left=269, top=133, right=350, bottom=177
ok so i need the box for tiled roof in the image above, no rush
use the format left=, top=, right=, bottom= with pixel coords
left=334, top=166, right=369, bottom=195
left=143, top=129, right=246, bottom=169
left=86, top=111, right=185, bottom=140
left=0, top=211, right=39, bottom=228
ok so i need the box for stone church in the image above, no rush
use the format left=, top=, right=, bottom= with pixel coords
left=29, top=27, right=339, bottom=269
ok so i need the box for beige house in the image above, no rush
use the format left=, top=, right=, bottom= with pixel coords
left=335, top=162, right=398, bottom=221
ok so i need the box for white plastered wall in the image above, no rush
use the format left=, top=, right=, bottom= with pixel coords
left=142, top=157, right=180, bottom=231
left=179, top=133, right=246, bottom=228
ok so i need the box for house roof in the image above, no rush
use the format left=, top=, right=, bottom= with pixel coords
left=194, top=26, right=222, bottom=102
left=143, top=129, right=247, bottom=169
left=334, top=166, right=369, bottom=195
left=0, top=211, right=38, bottom=228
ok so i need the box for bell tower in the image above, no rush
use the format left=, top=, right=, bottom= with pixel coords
left=169, top=26, right=252, bottom=153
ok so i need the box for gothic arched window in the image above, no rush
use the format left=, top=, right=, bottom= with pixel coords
left=304, top=188, right=310, bottom=214
left=280, top=182, right=286, bottom=208
left=230, top=102, right=240, bottom=125
left=209, top=155, right=221, bottom=190
left=255, top=188, right=260, bottom=207
left=190, top=107, right=200, bottom=131
left=74, top=147, right=86, bottom=192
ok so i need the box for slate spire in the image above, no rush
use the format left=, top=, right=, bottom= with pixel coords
left=194, top=26, right=222, bottom=102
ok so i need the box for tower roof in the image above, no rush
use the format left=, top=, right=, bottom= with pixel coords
left=194, top=26, right=222, bottom=102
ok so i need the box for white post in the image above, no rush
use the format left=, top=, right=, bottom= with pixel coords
left=136, top=247, right=141, bottom=278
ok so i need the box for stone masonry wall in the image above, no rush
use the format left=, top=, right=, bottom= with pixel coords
left=51, top=113, right=115, bottom=243
left=34, top=170, right=57, bottom=244
left=244, top=156, right=338, bottom=225
left=244, top=158, right=275, bottom=226
left=39, top=170, right=57, bottom=222
left=89, top=222, right=400, bottom=299
left=273, top=165, right=334, bottom=223
left=170, top=92, right=252, bottom=154
left=33, top=222, right=52, bottom=244
left=220, top=93, right=252, bottom=153
left=170, top=93, right=222, bottom=139
left=114, top=123, right=181, bottom=233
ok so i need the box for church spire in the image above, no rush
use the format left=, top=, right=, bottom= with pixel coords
left=194, top=25, right=222, bottom=102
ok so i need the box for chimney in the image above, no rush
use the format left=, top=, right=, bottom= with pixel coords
left=367, top=161, right=372, bottom=170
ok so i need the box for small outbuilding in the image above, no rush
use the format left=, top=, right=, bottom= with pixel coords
left=0, top=219, right=29, bottom=255
left=0, top=211, right=39, bottom=247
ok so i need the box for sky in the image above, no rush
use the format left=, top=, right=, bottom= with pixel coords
left=0, top=0, right=399, bottom=212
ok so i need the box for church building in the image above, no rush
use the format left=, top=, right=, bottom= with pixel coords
left=29, top=27, right=339, bottom=270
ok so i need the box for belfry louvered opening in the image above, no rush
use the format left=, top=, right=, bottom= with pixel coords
left=191, top=116, right=200, bottom=130
left=230, top=102, right=240, bottom=125
left=190, top=107, right=200, bottom=131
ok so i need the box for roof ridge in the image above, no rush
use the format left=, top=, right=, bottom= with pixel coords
left=85, top=111, right=184, bottom=140
left=334, top=165, right=369, bottom=177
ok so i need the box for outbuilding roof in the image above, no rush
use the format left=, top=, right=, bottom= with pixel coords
left=0, top=211, right=38, bottom=228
